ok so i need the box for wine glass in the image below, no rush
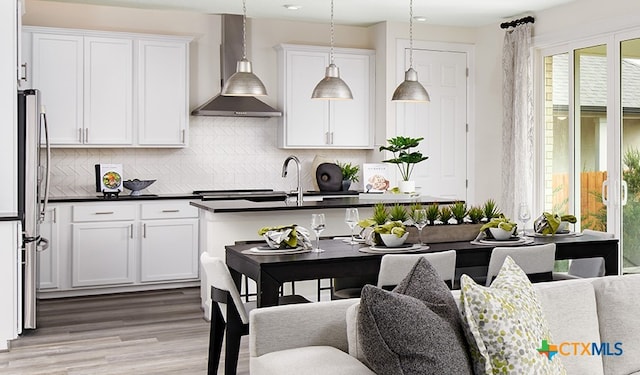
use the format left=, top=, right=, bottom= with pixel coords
left=345, top=208, right=360, bottom=245
left=413, top=209, right=427, bottom=245
left=311, top=213, right=326, bottom=252
left=518, top=202, right=531, bottom=237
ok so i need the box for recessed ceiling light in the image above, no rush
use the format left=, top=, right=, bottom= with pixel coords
left=283, top=4, right=302, bottom=10
left=413, top=16, right=427, bottom=22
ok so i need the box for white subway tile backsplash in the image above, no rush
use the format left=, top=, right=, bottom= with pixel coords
left=48, top=116, right=368, bottom=196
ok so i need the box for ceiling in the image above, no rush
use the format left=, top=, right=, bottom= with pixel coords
left=39, top=0, right=580, bottom=27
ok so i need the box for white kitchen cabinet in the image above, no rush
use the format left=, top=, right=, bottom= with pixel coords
left=38, top=200, right=199, bottom=297
left=83, top=36, right=133, bottom=145
left=71, top=204, right=136, bottom=287
left=137, top=40, right=188, bottom=146
left=139, top=201, right=199, bottom=282
left=140, top=218, right=198, bottom=282
left=31, top=32, right=84, bottom=145
left=37, top=207, right=58, bottom=290
left=24, top=26, right=190, bottom=148
left=71, top=221, right=135, bottom=287
left=276, top=44, right=375, bottom=149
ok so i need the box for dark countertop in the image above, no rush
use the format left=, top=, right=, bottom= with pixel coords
left=47, top=190, right=360, bottom=203
left=48, top=193, right=200, bottom=203
left=191, top=196, right=459, bottom=214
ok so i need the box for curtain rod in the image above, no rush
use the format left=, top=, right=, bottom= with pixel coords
left=500, top=15, right=535, bottom=29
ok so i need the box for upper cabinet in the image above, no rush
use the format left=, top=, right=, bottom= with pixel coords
left=275, top=44, right=375, bottom=149
left=23, top=27, right=190, bottom=148
left=137, top=40, right=188, bottom=146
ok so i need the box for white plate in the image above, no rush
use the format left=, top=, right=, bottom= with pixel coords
left=530, top=231, right=584, bottom=238
left=242, top=246, right=310, bottom=255
left=360, top=245, right=428, bottom=254
left=471, top=237, right=534, bottom=246
left=368, top=243, right=425, bottom=252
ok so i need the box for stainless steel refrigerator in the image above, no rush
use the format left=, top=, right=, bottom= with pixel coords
left=17, top=89, right=50, bottom=331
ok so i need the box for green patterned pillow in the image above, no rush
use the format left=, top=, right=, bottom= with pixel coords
left=460, top=256, right=566, bottom=374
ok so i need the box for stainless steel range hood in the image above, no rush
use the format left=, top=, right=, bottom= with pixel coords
left=192, top=14, right=282, bottom=118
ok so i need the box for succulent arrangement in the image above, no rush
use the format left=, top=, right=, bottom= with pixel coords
left=467, top=206, right=485, bottom=224
left=450, top=201, right=468, bottom=224
left=358, top=203, right=408, bottom=244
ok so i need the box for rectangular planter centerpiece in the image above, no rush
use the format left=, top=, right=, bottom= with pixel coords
left=407, top=223, right=483, bottom=244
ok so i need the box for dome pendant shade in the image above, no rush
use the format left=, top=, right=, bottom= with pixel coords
left=392, top=67, right=430, bottom=102
left=311, top=63, right=353, bottom=100
left=221, top=58, right=267, bottom=97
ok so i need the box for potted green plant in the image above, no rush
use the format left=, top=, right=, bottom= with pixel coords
left=338, top=161, right=359, bottom=191
left=379, top=136, right=429, bottom=193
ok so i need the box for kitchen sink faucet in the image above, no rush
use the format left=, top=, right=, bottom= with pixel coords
left=282, top=155, right=303, bottom=205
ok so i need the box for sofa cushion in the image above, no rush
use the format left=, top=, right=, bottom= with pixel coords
left=460, top=256, right=566, bottom=374
left=592, top=275, right=640, bottom=375
left=357, top=257, right=473, bottom=375
left=250, top=346, right=374, bottom=375
left=535, top=278, right=604, bottom=375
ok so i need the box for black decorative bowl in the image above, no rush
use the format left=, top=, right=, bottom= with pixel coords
left=123, top=179, right=156, bottom=196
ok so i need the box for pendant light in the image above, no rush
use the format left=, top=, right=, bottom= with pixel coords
left=311, top=0, right=353, bottom=100
left=222, top=0, right=267, bottom=96
left=392, top=0, right=430, bottom=102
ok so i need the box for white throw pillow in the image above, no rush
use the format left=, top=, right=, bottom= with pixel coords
left=460, top=256, right=566, bottom=374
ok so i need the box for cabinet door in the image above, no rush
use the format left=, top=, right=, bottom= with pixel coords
left=32, top=33, right=83, bottom=145
left=330, top=53, right=373, bottom=148
left=140, top=218, right=198, bottom=282
left=137, top=40, right=188, bottom=146
left=84, top=37, right=133, bottom=145
left=71, top=222, right=135, bottom=287
left=37, top=207, right=58, bottom=290
left=282, top=50, right=329, bottom=147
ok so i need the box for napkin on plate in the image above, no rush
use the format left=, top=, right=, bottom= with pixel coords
left=258, top=224, right=312, bottom=249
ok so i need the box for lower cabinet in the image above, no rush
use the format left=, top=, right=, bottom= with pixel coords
left=38, top=200, right=200, bottom=296
left=72, top=221, right=136, bottom=287
left=140, top=218, right=198, bottom=282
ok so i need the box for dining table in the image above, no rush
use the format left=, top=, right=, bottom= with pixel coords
left=225, top=233, right=619, bottom=307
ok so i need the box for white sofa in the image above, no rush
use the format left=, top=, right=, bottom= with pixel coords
left=249, top=275, right=640, bottom=375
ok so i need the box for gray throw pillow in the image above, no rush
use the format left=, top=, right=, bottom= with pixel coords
left=358, top=257, right=473, bottom=375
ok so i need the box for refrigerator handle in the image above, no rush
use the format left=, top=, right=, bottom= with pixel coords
left=40, top=109, right=51, bottom=223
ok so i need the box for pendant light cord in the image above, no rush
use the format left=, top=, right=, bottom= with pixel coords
left=242, top=0, right=247, bottom=60
left=409, top=0, right=414, bottom=69
left=330, top=0, right=335, bottom=64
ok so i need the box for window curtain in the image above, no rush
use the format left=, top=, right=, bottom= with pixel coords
left=502, top=23, right=533, bottom=220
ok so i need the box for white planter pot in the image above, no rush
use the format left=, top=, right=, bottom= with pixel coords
left=398, top=180, right=416, bottom=193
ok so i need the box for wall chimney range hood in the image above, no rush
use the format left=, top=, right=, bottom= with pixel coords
left=192, top=14, right=282, bottom=117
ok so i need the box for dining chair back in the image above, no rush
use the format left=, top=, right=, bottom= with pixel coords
left=567, top=229, right=612, bottom=278
left=377, top=250, right=457, bottom=290
left=200, top=252, right=309, bottom=375
left=486, top=243, right=556, bottom=286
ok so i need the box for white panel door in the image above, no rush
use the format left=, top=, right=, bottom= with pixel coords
left=72, top=222, right=135, bottom=287
left=284, top=50, right=329, bottom=147
left=137, top=39, right=187, bottom=146
left=331, top=53, right=373, bottom=148
left=140, top=218, right=198, bottom=282
left=84, top=36, right=133, bottom=145
left=32, top=33, right=83, bottom=145
left=396, top=49, right=468, bottom=200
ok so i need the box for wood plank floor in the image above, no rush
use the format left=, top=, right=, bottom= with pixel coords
left=0, top=288, right=249, bottom=375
